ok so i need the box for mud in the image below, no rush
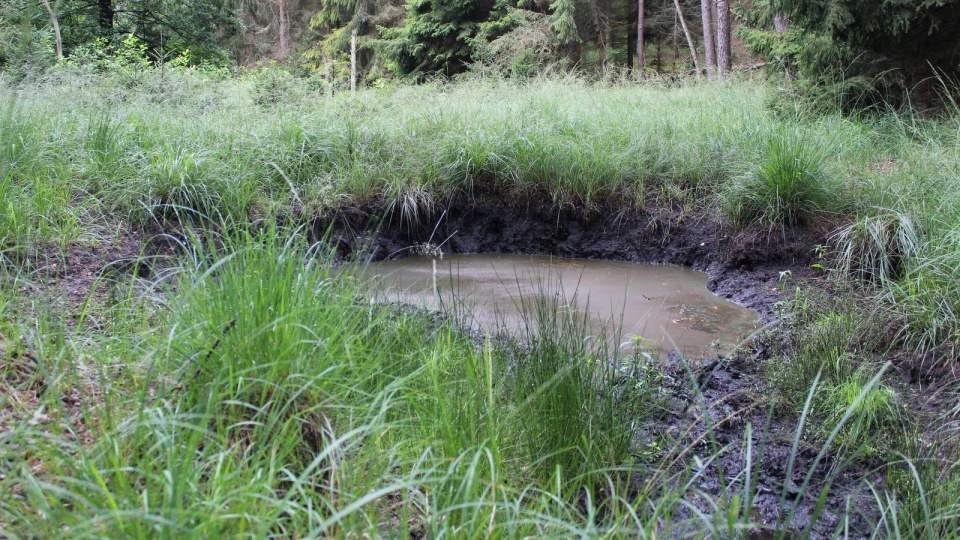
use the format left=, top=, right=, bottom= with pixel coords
left=313, top=193, right=884, bottom=537
left=314, top=191, right=823, bottom=322
left=649, top=351, right=882, bottom=537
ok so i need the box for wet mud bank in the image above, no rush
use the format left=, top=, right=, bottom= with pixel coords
left=315, top=192, right=824, bottom=323
left=315, top=194, right=883, bottom=537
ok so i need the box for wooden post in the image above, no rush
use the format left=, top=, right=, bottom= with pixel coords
left=350, top=29, right=357, bottom=95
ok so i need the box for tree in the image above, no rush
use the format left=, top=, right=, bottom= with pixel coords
left=302, top=0, right=404, bottom=82
left=672, top=0, right=698, bottom=72
left=742, top=0, right=960, bottom=109
left=700, top=0, right=714, bottom=79
left=54, top=0, right=240, bottom=63
left=588, top=0, right=606, bottom=73
left=41, top=0, right=63, bottom=59
left=715, top=0, right=730, bottom=74
left=379, top=0, right=497, bottom=76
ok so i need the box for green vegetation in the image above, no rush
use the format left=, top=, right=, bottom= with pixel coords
left=5, top=225, right=953, bottom=538
left=2, top=0, right=960, bottom=535
left=2, top=37, right=960, bottom=535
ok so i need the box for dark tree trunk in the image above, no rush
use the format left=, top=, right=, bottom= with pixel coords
left=627, top=8, right=634, bottom=72
left=98, top=0, right=114, bottom=38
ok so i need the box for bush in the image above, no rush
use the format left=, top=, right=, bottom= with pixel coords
left=724, top=127, right=837, bottom=229
left=246, top=63, right=305, bottom=106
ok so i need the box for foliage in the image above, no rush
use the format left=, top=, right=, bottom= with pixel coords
left=378, top=0, right=501, bottom=76
left=61, top=0, right=240, bottom=65
left=470, top=8, right=561, bottom=77
left=549, top=0, right=579, bottom=46
left=740, top=0, right=960, bottom=110
left=302, top=0, right=406, bottom=84
left=0, top=1, right=58, bottom=78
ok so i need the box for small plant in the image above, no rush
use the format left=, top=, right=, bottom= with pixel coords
left=724, top=127, right=836, bottom=229
left=247, top=62, right=303, bottom=106
left=831, top=208, right=921, bottom=282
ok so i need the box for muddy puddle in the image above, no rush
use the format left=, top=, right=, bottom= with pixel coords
left=355, top=254, right=761, bottom=358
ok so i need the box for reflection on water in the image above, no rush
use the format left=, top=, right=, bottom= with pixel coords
left=354, top=254, right=761, bottom=358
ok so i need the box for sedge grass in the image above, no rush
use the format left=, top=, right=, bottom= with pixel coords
left=3, top=68, right=960, bottom=536
left=0, top=228, right=929, bottom=538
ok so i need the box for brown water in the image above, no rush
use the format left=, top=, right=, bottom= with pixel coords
left=357, top=254, right=761, bottom=358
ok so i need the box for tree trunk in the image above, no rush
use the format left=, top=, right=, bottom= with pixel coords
left=41, top=0, right=62, bottom=59
left=98, top=0, right=114, bottom=38
left=701, top=0, right=716, bottom=80
left=774, top=11, right=794, bottom=80
left=716, top=0, right=731, bottom=74
left=350, top=29, right=357, bottom=94
left=673, top=11, right=679, bottom=69
left=278, top=0, right=289, bottom=58
left=589, top=0, right=606, bottom=74
left=636, top=0, right=644, bottom=73
left=673, top=0, right=699, bottom=73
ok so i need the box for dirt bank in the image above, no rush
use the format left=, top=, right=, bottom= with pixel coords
left=315, top=192, right=825, bottom=322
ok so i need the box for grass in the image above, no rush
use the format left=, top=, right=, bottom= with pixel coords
left=723, top=125, right=841, bottom=230
left=4, top=228, right=945, bottom=538
left=2, top=66, right=960, bottom=536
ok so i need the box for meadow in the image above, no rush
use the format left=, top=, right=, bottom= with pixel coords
left=1, top=67, right=959, bottom=537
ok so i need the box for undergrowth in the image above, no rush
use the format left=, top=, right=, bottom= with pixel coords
left=4, top=230, right=953, bottom=537
left=2, top=69, right=960, bottom=537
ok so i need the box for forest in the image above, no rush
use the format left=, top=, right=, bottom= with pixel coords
left=2, top=0, right=960, bottom=538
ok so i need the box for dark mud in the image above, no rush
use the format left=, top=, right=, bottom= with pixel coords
left=651, top=351, right=882, bottom=537
left=315, top=192, right=823, bottom=322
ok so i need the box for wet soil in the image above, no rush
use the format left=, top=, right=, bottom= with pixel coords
left=313, top=193, right=885, bottom=537
left=650, top=351, right=882, bottom=537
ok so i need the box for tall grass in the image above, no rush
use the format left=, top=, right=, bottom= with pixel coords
left=1, top=229, right=928, bottom=538
left=3, top=69, right=960, bottom=536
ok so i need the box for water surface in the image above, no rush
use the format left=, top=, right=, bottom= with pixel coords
left=357, top=254, right=760, bottom=358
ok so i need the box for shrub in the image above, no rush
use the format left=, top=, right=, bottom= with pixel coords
left=831, top=208, right=922, bottom=283
left=724, top=127, right=837, bottom=229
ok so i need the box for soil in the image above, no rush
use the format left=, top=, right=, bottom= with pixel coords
left=650, top=351, right=882, bottom=537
